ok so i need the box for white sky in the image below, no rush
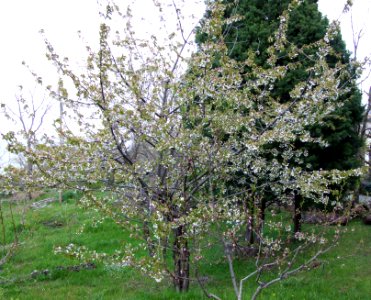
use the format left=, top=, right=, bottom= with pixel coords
left=0, top=0, right=370, bottom=166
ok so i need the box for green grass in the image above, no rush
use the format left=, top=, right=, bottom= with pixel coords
left=0, top=193, right=370, bottom=300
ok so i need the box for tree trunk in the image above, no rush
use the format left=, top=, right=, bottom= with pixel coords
left=293, top=191, right=302, bottom=233
left=162, top=236, right=168, bottom=260
left=173, top=225, right=190, bottom=292
left=21, top=156, right=33, bottom=226
left=143, top=220, right=154, bottom=257
left=141, top=187, right=154, bottom=257
left=244, top=199, right=254, bottom=244
left=259, top=199, right=266, bottom=223
left=354, top=86, right=371, bottom=204
left=256, top=198, right=266, bottom=243
left=352, top=184, right=360, bottom=207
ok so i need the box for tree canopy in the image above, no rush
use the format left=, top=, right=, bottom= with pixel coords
left=197, top=0, right=363, bottom=172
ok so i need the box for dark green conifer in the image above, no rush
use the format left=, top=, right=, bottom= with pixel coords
left=197, top=0, right=364, bottom=235
left=198, top=0, right=363, bottom=172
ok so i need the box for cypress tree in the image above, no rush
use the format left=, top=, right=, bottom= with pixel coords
left=198, top=0, right=363, bottom=171
left=196, top=0, right=364, bottom=236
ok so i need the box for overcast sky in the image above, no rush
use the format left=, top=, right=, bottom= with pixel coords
left=0, top=0, right=370, bottom=165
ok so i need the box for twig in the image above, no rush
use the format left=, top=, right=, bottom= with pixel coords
left=195, top=268, right=222, bottom=300
left=251, top=243, right=336, bottom=300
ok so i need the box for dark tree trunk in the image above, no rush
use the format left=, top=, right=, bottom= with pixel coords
left=259, top=199, right=266, bottom=223
left=293, top=191, right=302, bottom=233
left=173, top=225, right=190, bottom=292
left=255, top=198, right=266, bottom=244
left=244, top=198, right=255, bottom=244
left=244, top=198, right=266, bottom=245
left=162, top=236, right=168, bottom=260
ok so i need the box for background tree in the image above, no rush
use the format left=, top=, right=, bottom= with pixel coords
left=1, top=87, right=51, bottom=224
left=197, top=0, right=364, bottom=237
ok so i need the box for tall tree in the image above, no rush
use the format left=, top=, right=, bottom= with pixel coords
left=210, top=0, right=363, bottom=171
left=197, top=0, right=364, bottom=235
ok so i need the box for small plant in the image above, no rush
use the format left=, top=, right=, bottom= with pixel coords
left=62, top=190, right=82, bottom=202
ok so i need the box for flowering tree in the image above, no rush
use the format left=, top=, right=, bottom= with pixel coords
left=4, top=0, right=362, bottom=296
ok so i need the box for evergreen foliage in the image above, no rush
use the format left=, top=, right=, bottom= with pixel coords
left=197, top=0, right=364, bottom=187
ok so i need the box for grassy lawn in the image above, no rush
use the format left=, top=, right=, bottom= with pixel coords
left=0, top=192, right=370, bottom=300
